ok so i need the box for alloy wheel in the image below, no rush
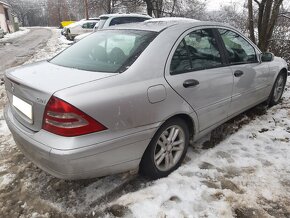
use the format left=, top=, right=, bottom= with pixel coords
left=273, top=74, right=285, bottom=103
left=154, top=125, right=185, bottom=171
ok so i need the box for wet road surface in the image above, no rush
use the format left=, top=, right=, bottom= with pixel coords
left=0, top=28, right=52, bottom=75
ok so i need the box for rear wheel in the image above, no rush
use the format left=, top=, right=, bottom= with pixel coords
left=268, top=72, right=287, bottom=106
left=140, top=118, right=189, bottom=179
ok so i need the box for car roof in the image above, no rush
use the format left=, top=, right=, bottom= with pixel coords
left=106, top=17, right=228, bottom=33
left=99, top=13, right=151, bottom=19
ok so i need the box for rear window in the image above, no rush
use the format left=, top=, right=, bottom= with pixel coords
left=109, top=17, right=149, bottom=26
left=50, top=30, right=157, bottom=73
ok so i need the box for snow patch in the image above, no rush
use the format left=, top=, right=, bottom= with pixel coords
left=114, top=84, right=290, bottom=217
left=24, top=29, right=70, bottom=64
left=0, top=173, right=15, bottom=190
left=0, top=28, right=30, bottom=42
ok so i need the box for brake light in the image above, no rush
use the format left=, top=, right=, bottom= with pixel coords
left=43, top=96, right=107, bottom=137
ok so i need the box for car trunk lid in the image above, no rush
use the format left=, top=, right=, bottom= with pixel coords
left=5, top=61, right=116, bottom=132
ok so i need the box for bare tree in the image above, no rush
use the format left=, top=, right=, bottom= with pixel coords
left=84, top=0, right=89, bottom=19
left=248, top=0, right=256, bottom=43
left=47, top=0, right=71, bottom=26
left=205, top=4, right=248, bottom=33
left=143, top=0, right=206, bottom=18
left=248, top=0, right=285, bottom=51
left=7, top=0, right=48, bottom=26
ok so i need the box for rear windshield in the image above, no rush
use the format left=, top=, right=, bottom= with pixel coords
left=50, top=30, right=157, bottom=73
left=109, top=17, right=150, bottom=26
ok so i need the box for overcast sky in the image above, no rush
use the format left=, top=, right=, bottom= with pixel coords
left=206, top=0, right=245, bottom=11
left=206, top=0, right=290, bottom=11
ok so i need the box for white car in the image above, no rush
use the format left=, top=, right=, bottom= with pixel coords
left=74, top=13, right=151, bottom=43
left=66, top=20, right=99, bottom=40
left=0, top=27, right=4, bottom=38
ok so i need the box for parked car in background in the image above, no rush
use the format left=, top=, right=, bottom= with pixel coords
left=4, top=18, right=288, bottom=180
left=0, top=27, right=4, bottom=38
left=97, top=13, right=151, bottom=29
left=60, top=21, right=75, bottom=29
left=63, top=19, right=99, bottom=40
left=67, top=19, right=99, bottom=40
left=74, top=13, right=151, bottom=43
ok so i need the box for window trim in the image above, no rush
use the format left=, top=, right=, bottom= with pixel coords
left=170, top=28, right=225, bottom=75
left=215, top=28, right=259, bottom=66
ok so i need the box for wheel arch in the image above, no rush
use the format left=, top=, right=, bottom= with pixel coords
left=151, top=113, right=197, bottom=145
left=139, top=113, right=195, bottom=178
left=166, top=114, right=196, bottom=141
left=280, top=68, right=288, bottom=80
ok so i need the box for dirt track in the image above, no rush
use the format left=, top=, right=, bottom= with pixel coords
left=0, top=28, right=52, bottom=74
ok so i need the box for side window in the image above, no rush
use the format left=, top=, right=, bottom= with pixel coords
left=218, top=29, right=257, bottom=64
left=83, top=22, right=97, bottom=29
left=170, top=40, right=192, bottom=74
left=82, top=23, right=88, bottom=29
left=88, top=22, right=96, bottom=29
left=170, top=29, right=222, bottom=75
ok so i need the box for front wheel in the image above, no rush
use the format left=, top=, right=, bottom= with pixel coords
left=140, top=118, right=189, bottom=179
left=268, top=72, right=287, bottom=106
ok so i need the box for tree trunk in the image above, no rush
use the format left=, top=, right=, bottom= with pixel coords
left=84, top=0, right=89, bottom=20
left=144, top=0, right=154, bottom=16
left=248, top=0, right=256, bottom=44
left=251, top=0, right=284, bottom=52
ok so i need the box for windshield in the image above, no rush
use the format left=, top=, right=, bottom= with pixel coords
left=50, top=30, right=157, bottom=73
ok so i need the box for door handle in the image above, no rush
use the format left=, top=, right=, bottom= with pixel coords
left=183, top=79, right=199, bottom=88
left=234, top=70, right=244, bottom=77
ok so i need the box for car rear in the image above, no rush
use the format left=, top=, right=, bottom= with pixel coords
left=4, top=28, right=160, bottom=179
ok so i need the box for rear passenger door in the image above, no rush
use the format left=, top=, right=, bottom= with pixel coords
left=165, top=28, right=234, bottom=131
left=217, top=29, right=270, bottom=116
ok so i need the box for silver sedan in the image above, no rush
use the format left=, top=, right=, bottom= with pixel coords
left=4, top=18, right=288, bottom=179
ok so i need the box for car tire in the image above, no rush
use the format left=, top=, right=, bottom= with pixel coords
left=268, top=72, right=287, bottom=106
left=66, top=29, right=71, bottom=40
left=140, top=118, right=189, bottom=179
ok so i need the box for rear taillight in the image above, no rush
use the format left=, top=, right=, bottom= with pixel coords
left=43, top=96, right=107, bottom=137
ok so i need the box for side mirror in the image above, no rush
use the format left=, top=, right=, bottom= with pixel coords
left=261, top=52, right=274, bottom=62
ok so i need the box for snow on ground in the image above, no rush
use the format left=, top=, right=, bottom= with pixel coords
left=0, top=28, right=30, bottom=42
left=113, top=92, right=290, bottom=217
left=0, top=27, right=290, bottom=217
left=24, top=29, right=71, bottom=64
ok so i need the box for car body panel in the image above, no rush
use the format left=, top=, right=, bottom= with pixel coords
left=5, top=105, right=151, bottom=179
left=5, top=61, right=116, bottom=132
left=229, top=63, right=270, bottom=115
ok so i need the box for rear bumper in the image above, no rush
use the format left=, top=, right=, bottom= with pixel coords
left=4, top=105, right=155, bottom=179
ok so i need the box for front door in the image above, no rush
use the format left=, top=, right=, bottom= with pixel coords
left=217, top=28, right=270, bottom=116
